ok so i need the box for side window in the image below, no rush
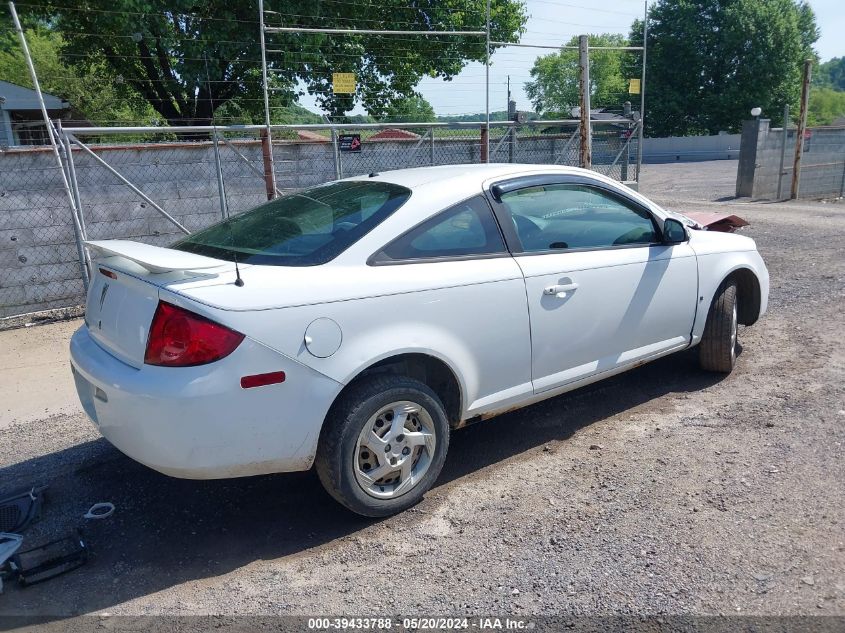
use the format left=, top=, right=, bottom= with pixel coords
left=373, top=196, right=506, bottom=263
left=499, top=184, right=658, bottom=252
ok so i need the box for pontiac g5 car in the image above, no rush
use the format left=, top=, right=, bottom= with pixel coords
left=70, top=164, right=768, bottom=516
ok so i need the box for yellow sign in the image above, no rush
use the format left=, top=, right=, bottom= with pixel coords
left=332, top=73, right=356, bottom=94
left=628, top=78, right=641, bottom=95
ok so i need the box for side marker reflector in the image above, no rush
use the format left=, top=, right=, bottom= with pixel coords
left=99, top=268, right=117, bottom=279
left=240, top=371, right=286, bottom=389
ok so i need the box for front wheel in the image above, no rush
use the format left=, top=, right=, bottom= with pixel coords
left=315, top=375, right=450, bottom=517
left=699, top=280, right=738, bottom=373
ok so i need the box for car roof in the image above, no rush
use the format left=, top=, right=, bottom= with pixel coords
left=346, top=163, right=591, bottom=190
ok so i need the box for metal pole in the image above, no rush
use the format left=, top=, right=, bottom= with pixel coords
left=68, top=133, right=190, bottom=234
left=59, top=121, right=91, bottom=286
left=509, top=126, right=515, bottom=163
left=55, top=121, right=83, bottom=231
left=8, top=1, right=90, bottom=289
left=485, top=0, right=491, bottom=163
left=791, top=59, right=812, bottom=200
left=265, top=26, right=485, bottom=36
left=777, top=104, right=790, bottom=200
left=429, top=127, right=435, bottom=166
left=578, top=35, right=591, bottom=169
left=259, top=128, right=275, bottom=199
left=622, top=128, right=630, bottom=181
left=211, top=132, right=229, bottom=219
left=59, top=122, right=86, bottom=236
left=840, top=156, right=845, bottom=199
left=258, top=0, right=277, bottom=197
left=635, top=0, right=647, bottom=182
left=490, top=41, right=642, bottom=51
left=330, top=125, right=341, bottom=179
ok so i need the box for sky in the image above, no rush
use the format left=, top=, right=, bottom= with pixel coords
left=298, top=0, right=845, bottom=118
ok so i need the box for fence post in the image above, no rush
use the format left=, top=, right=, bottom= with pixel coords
left=791, top=59, right=812, bottom=199
left=840, top=152, right=845, bottom=199
left=635, top=0, right=647, bottom=182
left=260, top=128, right=275, bottom=200
left=429, top=127, right=435, bottom=166
left=58, top=121, right=90, bottom=288
left=257, top=0, right=277, bottom=198
left=58, top=121, right=86, bottom=236
left=578, top=35, right=592, bottom=169
left=508, top=126, right=515, bottom=163
left=330, top=126, right=342, bottom=179
left=480, top=126, right=489, bottom=163
left=777, top=104, right=790, bottom=200
left=621, top=128, right=630, bottom=181
left=211, top=132, right=229, bottom=219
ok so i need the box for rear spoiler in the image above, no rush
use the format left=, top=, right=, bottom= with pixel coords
left=84, top=240, right=225, bottom=274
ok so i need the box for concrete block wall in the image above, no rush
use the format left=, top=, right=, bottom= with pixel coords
left=642, top=134, right=740, bottom=163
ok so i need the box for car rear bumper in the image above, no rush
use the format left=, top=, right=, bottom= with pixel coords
left=69, top=325, right=341, bottom=479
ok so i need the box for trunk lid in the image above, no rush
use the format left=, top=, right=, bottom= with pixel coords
left=83, top=240, right=236, bottom=367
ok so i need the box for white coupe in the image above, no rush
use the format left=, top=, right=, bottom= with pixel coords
left=70, top=164, right=769, bottom=516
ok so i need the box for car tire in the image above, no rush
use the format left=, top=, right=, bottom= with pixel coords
left=315, top=375, right=450, bottom=517
left=699, top=279, right=739, bottom=373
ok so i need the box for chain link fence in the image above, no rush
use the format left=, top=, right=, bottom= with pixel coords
left=0, top=148, right=87, bottom=318
left=0, top=120, right=639, bottom=319
left=738, top=121, right=845, bottom=200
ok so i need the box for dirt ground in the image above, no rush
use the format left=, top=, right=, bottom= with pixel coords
left=0, top=160, right=843, bottom=619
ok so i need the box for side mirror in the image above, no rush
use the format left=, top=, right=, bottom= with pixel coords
left=662, top=218, right=687, bottom=244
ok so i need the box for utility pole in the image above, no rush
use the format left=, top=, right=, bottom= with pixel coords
left=258, top=0, right=277, bottom=199
left=578, top=34, right=591, bottom=169
left=791, top=59, right=812, bottom=200
left=635, top=0, right=648, bottom=182
left=483, top=0, right=491, bottom=163
left=507, top=75, right=511, bottom=116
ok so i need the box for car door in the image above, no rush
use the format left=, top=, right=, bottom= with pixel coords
left=488, top=175, right=698, bottom=394
left=368, top=194, right=533, bottom=416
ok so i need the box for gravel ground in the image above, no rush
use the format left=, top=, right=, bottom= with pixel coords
left=0, top=160, right=843, bottom=619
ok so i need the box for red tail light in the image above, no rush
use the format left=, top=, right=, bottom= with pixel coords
left=144, top=301, right=244, bottom=367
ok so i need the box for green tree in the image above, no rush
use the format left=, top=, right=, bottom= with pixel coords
left=214, top=100, right=323, bottom=125
left=807, top=87, right=845, bottom=126
left=524, top=34, right=629, bottom=116
left=28, top=0, right=526, bottom=126
left=631, top=0, right=818, bottom=136
left=813, top=57, right=845, bottom=91
left=384, top=95, right=436, bottom=122
left=0, top=25, right=157, bottom=125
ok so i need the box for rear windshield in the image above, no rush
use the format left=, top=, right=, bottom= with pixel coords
left=173, top=181, right=411, bottom=266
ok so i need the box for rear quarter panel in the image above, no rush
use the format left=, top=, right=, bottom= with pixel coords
left=174, top=258, right=533, bottom=421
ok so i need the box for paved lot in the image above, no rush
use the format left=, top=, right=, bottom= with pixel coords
left=0, top=160, right=843, bottom=618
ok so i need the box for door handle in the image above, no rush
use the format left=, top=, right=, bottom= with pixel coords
left=543, top=282, right=579, bottom=298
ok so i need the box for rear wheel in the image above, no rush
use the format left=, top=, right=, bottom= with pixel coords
left=699, top=280, right=738, bottom=373
left=315, top=375, right=449, bottom=517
